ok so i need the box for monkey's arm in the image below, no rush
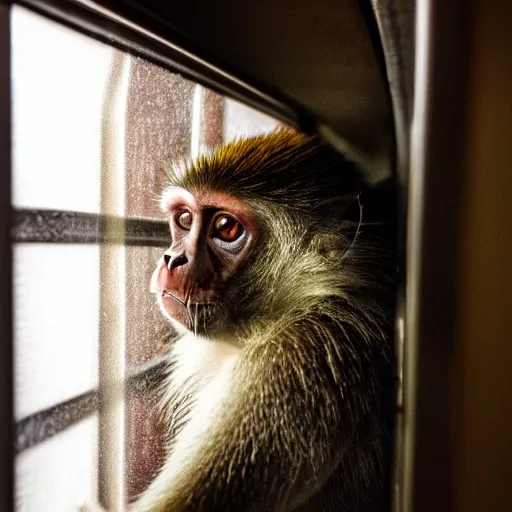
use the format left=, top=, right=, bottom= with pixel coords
left=136, top=317, right=360, bottom=512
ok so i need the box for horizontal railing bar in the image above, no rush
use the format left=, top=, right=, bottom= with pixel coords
left=125, top=353, right=168, bottom=399
left=16, top=389, right=99, bottom=454
left=15, top=354, right=168, bottom=453
left=12, top=208, right=169, bottom=246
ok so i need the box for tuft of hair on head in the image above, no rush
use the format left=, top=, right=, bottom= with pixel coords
left=168, top=130, right=363, bottom=218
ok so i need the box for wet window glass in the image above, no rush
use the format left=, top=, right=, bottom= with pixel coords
left=11, top=6, right=284, bottom=510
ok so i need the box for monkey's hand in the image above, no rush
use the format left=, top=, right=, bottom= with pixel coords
left=134, top=317, right=356, bottom=512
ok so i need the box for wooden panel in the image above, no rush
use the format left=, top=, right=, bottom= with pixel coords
left=451, top=1, right=512, bottom=510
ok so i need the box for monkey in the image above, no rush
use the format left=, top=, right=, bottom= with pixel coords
left=135, top=130, right=396, bottom=512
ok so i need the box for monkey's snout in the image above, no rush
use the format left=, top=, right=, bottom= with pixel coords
left=164, top=253, right=188, bottom=270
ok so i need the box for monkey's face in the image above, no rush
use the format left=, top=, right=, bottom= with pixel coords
left=151, top=186, right=258, bottom=336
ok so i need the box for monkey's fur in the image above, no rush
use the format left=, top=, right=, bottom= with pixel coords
left=138, top=131, right=396, bottom=511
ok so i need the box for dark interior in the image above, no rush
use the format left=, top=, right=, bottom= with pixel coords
left=92, top=0, right=414, bottom=185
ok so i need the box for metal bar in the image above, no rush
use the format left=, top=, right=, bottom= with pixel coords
left=369, top=2, right=415, bottom=511
left=16, top=390, right=99, bottom=454
left=12, top=209, right=169, bottom=246
left=0, top=3, right=14, bottom=511
left=402, top=0, right=473, bottom=510
left=15, top=354, right=167, bottom=454
left=97, top=49, right=130, bottom=511
left=125, top=354, right=168, bottom=400
left=14, top=0, right=313, bottom=132
left=400, top=1, right=432, bottom=509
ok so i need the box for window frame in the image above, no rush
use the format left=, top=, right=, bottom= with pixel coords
left=2, top=1, right=414, bottom=511
left=0, top=4, right=14, bottom=511
left=6, top=1, right=311, bottom=508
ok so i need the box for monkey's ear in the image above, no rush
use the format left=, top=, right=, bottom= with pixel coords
left=310, top=232, right=345, bottom=260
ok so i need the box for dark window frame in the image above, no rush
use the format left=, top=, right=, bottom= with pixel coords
left=0, top=3, right=14, bottom=512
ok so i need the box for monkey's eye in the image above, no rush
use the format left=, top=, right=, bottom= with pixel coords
left=176, top=210, right=193, bottom=230
left=213, top=215, right=244, bottom=242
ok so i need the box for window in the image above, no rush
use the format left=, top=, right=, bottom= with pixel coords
left=11, top=6, right=284, bottom=509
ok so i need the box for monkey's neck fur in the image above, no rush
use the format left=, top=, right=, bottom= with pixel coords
left=138, top=131, right=395, bottom=512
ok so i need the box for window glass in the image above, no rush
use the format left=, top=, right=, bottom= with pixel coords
left=12, top=4, right=283, bottom=509
left=11, top=7, right=109, bottom=213
left=14, top=244, right=99, bottom=420
left=16, top=417, right=98, bottom=511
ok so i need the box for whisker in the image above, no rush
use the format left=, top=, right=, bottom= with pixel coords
left=203, top=303, right=209, bottom=335
left=184, top=283, right=191, bottom=306
left=341, top=192, right=363, bottom=261
left=186, top=301, right=192, bottom=331
left=184, top=283, right=195, bottom=331
left=162, top=290, right=194, bottom=329
left=162, top=284, right=222, bottom=334
left=162, top=290, right=185, bottom=306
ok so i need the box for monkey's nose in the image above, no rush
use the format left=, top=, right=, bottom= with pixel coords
left=164, top=253, right=188, bottom=270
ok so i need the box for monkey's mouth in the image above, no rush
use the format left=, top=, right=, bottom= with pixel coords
left=161, top=290, right=226, bottom=334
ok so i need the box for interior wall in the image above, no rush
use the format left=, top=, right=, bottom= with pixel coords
left=452, top=1, right=512, bottom=510
left=409, top=0, right=512, bottom=510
